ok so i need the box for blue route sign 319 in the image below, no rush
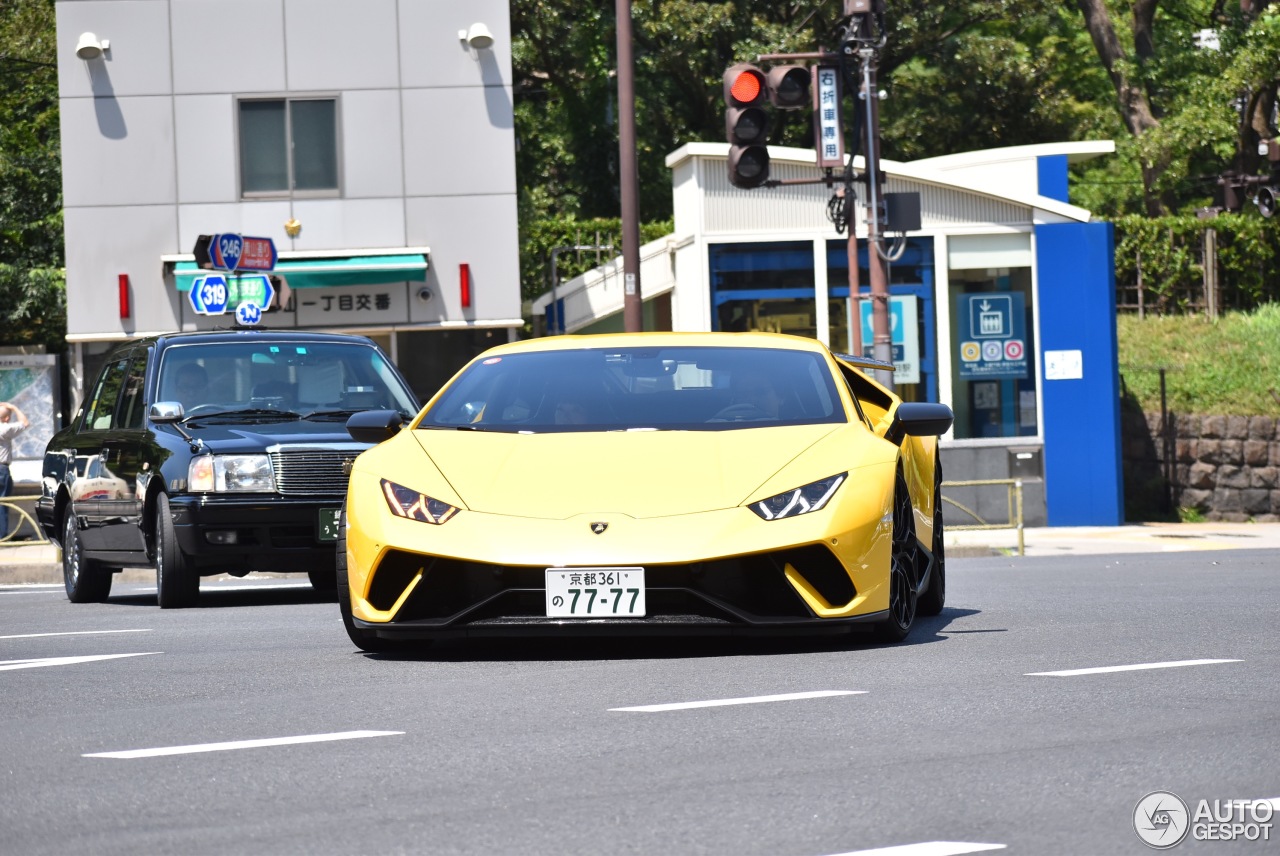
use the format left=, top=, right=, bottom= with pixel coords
left=188, top=274, right=229, bottom=315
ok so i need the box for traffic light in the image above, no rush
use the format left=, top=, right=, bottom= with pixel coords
left=766, top=65, right=810, bottom=109
left=724, top=63, right=770, bottom=188
left=1258, top=185, right=1277, bottom=218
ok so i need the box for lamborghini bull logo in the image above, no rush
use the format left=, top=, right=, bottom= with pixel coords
left=590, top=522, right=608, bottom=535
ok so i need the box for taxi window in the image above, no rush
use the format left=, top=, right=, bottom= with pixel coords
left=82, top=355, right=131, bottom=432
left=115, top=352, right=149, bottom=430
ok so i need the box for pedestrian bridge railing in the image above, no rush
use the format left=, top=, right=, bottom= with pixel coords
left=0, top=495, right=50, bottom=546
left=940, top=478, right=1025, bottom=557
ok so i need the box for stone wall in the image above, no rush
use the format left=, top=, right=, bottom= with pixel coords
left=1122, top=410, right=1280, bottom=521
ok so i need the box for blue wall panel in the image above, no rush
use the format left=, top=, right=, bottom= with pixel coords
left=1037, top=155, right=1069, bottom=203
left=1035, top=222, right=1124, bottom=525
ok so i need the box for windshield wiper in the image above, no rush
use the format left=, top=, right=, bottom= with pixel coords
left=182, top=407, right=302, bottom=423
left=299, top=408, right=364, bottom=420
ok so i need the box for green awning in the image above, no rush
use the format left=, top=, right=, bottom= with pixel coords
left=172, top=252, right=428, bottom=291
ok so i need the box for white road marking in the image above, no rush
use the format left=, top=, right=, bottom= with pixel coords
left=84, top=730, right=404, bottom=759
left=0, top=629, right=152, bottom=640
left=610, top=690, right=866, bottom=712
left=128, top=583, right=313, bottom=593
left=0, top=584, right=63, bottom=590
left=826, top=842, right=1006, bottom=856
left=1026, top=658, right=1241, bottom=677
left=0, top=652, right=161, bottom=672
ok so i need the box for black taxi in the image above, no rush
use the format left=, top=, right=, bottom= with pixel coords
left=38, top=329, right=419, bottom=608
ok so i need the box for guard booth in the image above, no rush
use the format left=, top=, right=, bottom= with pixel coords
left=533, top=141, right=1125, bottom=527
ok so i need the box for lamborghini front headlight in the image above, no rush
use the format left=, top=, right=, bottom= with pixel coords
left=750, top=473, right=846, bottom=520
left=380, top=479, right=459, bottom=525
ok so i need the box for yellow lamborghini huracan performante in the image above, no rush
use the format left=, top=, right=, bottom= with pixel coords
left=338, top=332, right=952, bottom=651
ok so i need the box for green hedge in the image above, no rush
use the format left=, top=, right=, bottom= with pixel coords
left=519, top=216, right=674, bottom=304
left=1111, top=213, right=1280, bottom=313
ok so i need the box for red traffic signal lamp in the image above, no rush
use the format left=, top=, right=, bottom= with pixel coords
left=724, top=64, right=770, bottom=188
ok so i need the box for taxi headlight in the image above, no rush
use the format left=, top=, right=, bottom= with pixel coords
left=188, top=454, right=277, bottom=493
left=751, top=473, right=846, bottom=520
left=381, top=479, right=459, bottom=525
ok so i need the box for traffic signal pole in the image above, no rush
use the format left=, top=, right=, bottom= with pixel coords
left=857, top=45, right=894, bottom=388
left=616, top=0, right=643, bottom=332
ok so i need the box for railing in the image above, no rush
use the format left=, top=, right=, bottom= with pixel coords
left=941, top=478, right=1025, bottom=557
left=0, top=495, right=50, bottom=546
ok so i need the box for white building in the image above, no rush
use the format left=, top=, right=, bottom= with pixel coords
left=55, top=0, right=521, bottom=405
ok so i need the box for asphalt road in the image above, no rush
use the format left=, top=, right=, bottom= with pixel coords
left=1, top=550, right=1277, bottom=856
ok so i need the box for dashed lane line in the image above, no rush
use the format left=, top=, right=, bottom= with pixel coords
left=825, top=842, right=1006, bottom=856
left=610, top=690, right=866, bottom=712
left=84, top=730, right=404, bottom=759
left=1026, top=658, right=1241, bottom=677
left=0, top=652, right=161, bottom=672
left=0, top=629, right=151, bottom=640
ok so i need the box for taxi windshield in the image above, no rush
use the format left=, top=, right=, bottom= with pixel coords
left=157, top=341, right=418, bottom=417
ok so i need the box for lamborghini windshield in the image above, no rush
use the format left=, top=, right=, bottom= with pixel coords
left=420, top=346, right=847, bottom=432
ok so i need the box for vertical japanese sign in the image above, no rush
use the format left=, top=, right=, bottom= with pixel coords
left=813, top=66, right=844, bottom=168
left=957, top=292, right=1028, bottom=379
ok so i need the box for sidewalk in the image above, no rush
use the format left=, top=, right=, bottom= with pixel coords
left=946, top=520, right=1280, bottom=557
left=5, top=521, right=1280, bottom=585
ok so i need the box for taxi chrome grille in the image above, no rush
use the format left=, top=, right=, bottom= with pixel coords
left=269, top=449, right=355, bottom=496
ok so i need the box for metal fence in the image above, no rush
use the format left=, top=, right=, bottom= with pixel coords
left=941, top=478, right=1025, bottom=556
left=0, top=495, right=49, bottom=546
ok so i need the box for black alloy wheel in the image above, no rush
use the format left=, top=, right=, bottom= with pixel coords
left=155, top=493, right=199, bottom=609
left=918, top=450, right=946, bottom=617
left=876, top=471, right=920, bottom=643
left=62, top=511, right=113, bottom=603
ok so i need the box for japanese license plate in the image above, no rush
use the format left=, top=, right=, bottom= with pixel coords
left=545, top=568, right=646, bottom=618
left=317, top=508, right=342, bottom=542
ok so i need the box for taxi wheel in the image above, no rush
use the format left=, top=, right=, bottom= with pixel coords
left=875, top=471, right=919, bottom=643
left=155, top=493, right=199, bottom=609
left=308, top=567, right=337, bottom=594
left=62, top=512, right=112, bottom=603
left=336, top=510, right=412, bottom=653
left=918, top=451, right=946, bottom=617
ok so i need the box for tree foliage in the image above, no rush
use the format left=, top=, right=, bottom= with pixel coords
left=0, top=264, right=66, bottom=350
left=0, top=0, right=62, bottom=271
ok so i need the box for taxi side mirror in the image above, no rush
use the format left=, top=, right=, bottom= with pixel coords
left=346, top=409, right=404, bottom=444
left=149, top=401, right=184, bottom=423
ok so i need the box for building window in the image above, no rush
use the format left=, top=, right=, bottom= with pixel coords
left=709, top=241, right=816, bottom=336
left=238, top=98, right=338, bottom=196
left=947, top=268, right=1037, bottom=439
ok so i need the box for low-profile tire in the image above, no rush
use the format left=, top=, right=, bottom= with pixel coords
left=62, top=511, right=113, bottom=603
left=155, top=493, right=199, bottom=609
left=918, top=452, right=946, bottom=617
left=336, top=507, right=414, bottom=653
left=875, top=471, right=920, bottom=643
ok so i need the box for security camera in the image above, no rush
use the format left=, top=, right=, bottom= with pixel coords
left=417, top=287, right=433, bottom=303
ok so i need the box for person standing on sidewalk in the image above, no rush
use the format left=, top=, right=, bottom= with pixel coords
left=0, top=401, right=31, bottom=540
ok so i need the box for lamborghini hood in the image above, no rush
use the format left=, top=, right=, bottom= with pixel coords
left=411, top=425, right=842, bottom=519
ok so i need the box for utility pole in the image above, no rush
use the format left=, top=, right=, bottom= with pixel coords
left=615, top=0, right=643, bottom=332
left=844, top=1, right=893, bottom=388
